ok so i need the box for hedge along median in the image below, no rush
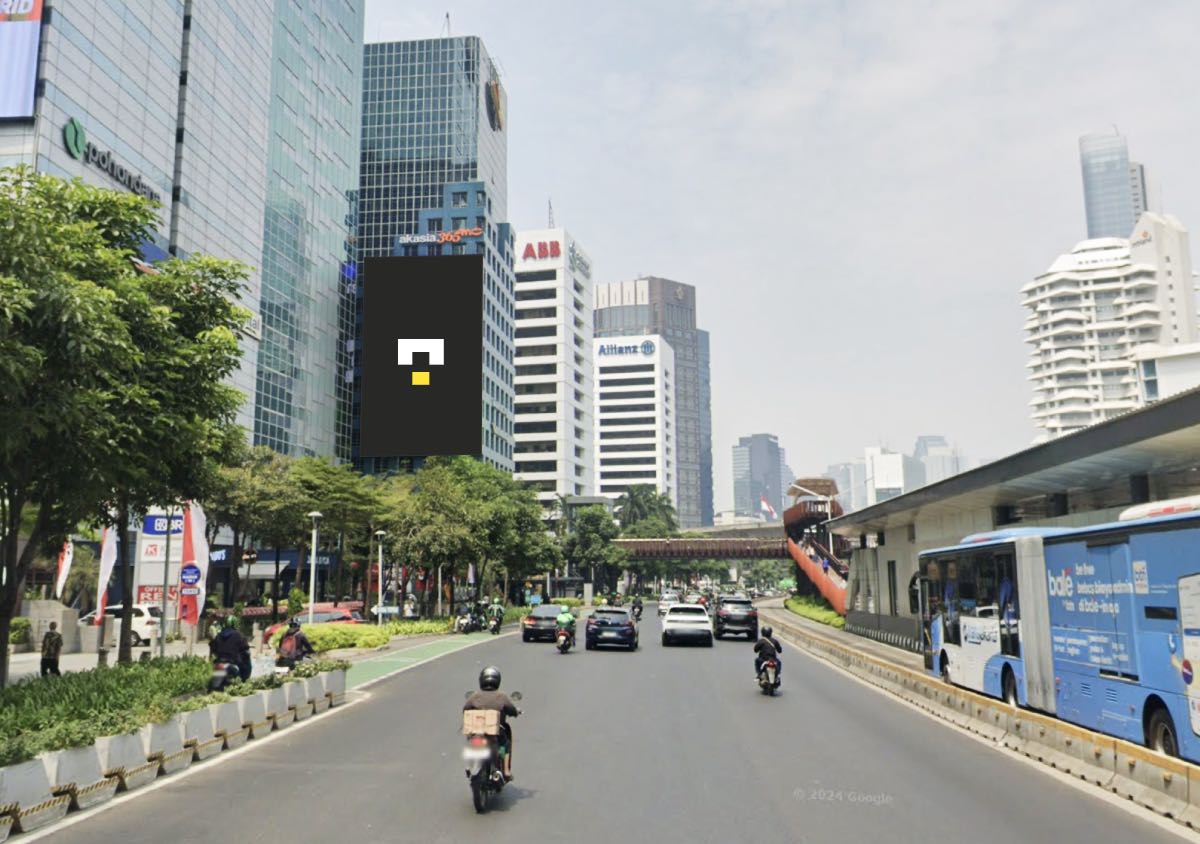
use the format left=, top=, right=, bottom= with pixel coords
left=268, top=619, right=453, bottom=652
left=0, top=655, right=349, bottom=837
left=784, top=595, right=845, bottom=629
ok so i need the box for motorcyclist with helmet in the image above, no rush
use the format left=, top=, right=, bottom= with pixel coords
left=555, top=605, right=576, bottom=647
left=275, top=618, right=315, bottom=668
left=753, top=625, right=783, bottom=680
left=488, top=596, right=505, bottom=630
left=209, top=615, right=252, bottom=684
left=463, top=666, right=521, bottom=780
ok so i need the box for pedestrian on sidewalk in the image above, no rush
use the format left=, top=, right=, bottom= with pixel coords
left=40, top=622, right=63, bottom=677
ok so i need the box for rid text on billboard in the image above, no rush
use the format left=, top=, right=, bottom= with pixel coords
left=0, top=0, right=42, bottom=120
left=359, top=256, right=483, bottom=457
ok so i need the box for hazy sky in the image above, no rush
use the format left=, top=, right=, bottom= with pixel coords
left=365, top=0, right=1200, bottom=513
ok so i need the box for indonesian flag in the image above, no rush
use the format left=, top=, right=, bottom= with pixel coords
left=177, top=501, right=210, bottom=625
left=759, top=495, right=778, bottom=520
left=96, top=527, right=118, bottom=624
left=54, top=539, right=74, bottom=599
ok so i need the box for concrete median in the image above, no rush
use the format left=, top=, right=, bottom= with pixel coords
left=763, top=606, right=1200, bottom=832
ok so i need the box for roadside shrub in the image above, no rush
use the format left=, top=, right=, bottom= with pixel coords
left=8, top=618, right=29, bottom=645
left=785, top=595, right=846, bottom=629
left=287, top=587, right=305, bottom=619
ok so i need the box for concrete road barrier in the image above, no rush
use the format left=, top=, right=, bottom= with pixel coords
left=763, top=608, right=1200, bottom=832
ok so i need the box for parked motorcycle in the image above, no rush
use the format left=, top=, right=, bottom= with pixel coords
left=757, top=658, right=781, bottom=696
left=462, top=691, right=522, bottom=813
left=555, top=626, right=573, bottom=653
left=455, top=609, right=482, bottom=634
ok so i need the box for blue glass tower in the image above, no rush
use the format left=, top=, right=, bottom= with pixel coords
left=356, top=36, right=515, bottom=471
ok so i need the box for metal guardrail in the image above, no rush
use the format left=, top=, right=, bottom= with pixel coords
left=760, top=606, right=1200, bottom=831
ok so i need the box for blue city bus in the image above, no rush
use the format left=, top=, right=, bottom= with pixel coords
left=918, top=497, right=1200, bottom=762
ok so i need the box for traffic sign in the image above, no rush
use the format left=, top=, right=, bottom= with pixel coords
left=180, top=564, right=201, bottom=586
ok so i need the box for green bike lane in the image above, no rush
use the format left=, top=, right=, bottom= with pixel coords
left=345, top=630, right=513, bottom=689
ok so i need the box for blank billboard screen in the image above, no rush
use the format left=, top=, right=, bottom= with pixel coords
left=0, top=0, right=42, bottom=120
left=360, top=256, right=483, bottom=458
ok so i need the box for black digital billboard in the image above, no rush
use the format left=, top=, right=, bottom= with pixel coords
left=360, top=256, right=483, bottom=458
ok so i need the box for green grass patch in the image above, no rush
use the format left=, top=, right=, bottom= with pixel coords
left=785, top=595, right=846, bottom=629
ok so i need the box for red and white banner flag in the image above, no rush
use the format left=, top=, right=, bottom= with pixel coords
left=54, top=539, right=73, bottom=599
left=177, top=501, right=210, bottom=624
left=96, top=527, right=118, bottom=624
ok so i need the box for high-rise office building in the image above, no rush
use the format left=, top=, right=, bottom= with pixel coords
left=594, top=277, right=712, bottom=527
left=1080, top=131, right=1149, bottom=239
left=0, top=2, right=362, bottom=458
left=1023, top=212, right=1197, bottom=441
left=732, top=433, right=786, bottom=520
left=356, top=36, right=514, bottom=471
left=254, top=2, right=364, bottom=459
left=594, top=335, right=676, bottom=506
left=513, top=228, right=595, bottom=505
left=911, top=435, right=963, bottom=485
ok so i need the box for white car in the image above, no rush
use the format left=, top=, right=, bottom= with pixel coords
left=661, top=604, right=714, bottom=647
left=658, top=591, right=681, bottom=617
left=78, top=604, right=163, bottom=646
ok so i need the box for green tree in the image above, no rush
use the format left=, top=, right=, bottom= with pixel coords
left=239, top=447, right=312, bottom=620
left=616, top=485, right=678, bottom=532
left=562, top=505, right=625, bottom=594
left=0, top=167, right=248, bottom=676
left=291, top=457, right=381, bottom=603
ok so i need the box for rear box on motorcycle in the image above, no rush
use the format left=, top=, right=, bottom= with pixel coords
left=462, top=710, right=501, bottom=736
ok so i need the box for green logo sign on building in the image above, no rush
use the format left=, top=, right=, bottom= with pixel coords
left=63, top=118, right=86, bottom=160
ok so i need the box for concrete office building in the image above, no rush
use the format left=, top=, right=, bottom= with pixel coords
left=1023, top=212, right=1197, bottom=441
left=594, top=335, right=676, bottom=506
left=357, top=36, right=514, bottom=471
left=864, top=447, right=924, bottom=505
left=1080, top=131, right=1149, bottom=239
left=732, top=433, right=786, bottom=520
left=512, top=228, right=596, bottom=504
left=0, top=1, right=364, bottom=459
left=595, top=277, right=712, bottom=526
left=912, top=435, right=965, bottom=486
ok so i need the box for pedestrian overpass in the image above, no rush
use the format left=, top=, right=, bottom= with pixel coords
left=612, top=537, right=789, bottom=560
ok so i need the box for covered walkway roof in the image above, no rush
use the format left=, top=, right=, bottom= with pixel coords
left=829, top=386, right=1200, bottom=535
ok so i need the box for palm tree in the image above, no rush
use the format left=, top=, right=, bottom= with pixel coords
left=616, top=485, right=662, bottom=528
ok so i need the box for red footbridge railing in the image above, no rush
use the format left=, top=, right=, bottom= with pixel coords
left=787, top=538, right=847, bottom=616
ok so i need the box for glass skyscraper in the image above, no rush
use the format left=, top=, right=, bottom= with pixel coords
left=0, top=1, right=363, bottom=460
left=356, top=36, right=515, bottom=471
left=253, top=0, right=365, bottom=459
left=732, top=433, right=784, bottom=520
left=594, top=277, right=714, bottom=527
left=1079, top=131, right=1148, bottom=239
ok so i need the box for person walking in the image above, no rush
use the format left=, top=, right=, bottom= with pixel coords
left=40, top=621, right=63, bottom=677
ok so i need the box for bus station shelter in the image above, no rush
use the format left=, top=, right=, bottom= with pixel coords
left=829, top=387, right=1200, bottom=652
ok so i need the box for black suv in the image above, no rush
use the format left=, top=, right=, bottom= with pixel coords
left=713, top=596, right=758, bottom=639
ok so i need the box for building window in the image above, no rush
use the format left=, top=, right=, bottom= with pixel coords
left=452, top=217, right=467, bottom=230
left=476, top=190, right=486, bottom=205
left=427, top=218, right=442, bottom=233
left=452, top=191, right=468, bottom=207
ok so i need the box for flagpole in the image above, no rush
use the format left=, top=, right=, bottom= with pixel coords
left=159, top=507, right=173, bottom=658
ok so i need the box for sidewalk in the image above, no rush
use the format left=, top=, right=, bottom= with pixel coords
left=7, top=639, right=197, bottom=683
left=757, top=599, right=924, bottom=672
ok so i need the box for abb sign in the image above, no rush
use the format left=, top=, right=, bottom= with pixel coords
left=522, top=241, right=560, bottom=261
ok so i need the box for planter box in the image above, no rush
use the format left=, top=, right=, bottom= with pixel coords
left=291, top=701, right=314, bottom=721
left=0, top=815, right=11, bottom=843
left=181, top=709, right=221, bottom=762
left=95, top=732, right=156, bottom=792
left=325, top=669, right=347, bottom=706
left=272, top=709, right=295, bottom=730
left=45, top=745, right=119, bottom=811
left=263, top=686, right=289, bottom=720
left=141, top=716, right=190, bottom=776
left=208, top=701, right=248, bottom=750
left=312, top=695, right=330, bottom=714
left=304, top=675, right=326, bottom=704
left=0, top=757, right=69, bottom=833
left=237, top=692, right=271, bottom=739
left=284, top=679, right=309, bottom=709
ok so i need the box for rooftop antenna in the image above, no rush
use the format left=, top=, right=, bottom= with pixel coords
left=548, top=198, right=555, bottom=228
left=441, top=12, right=451, bottom=37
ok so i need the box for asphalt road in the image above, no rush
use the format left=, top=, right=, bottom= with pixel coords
left=47, top=611, right=1189, bottom=844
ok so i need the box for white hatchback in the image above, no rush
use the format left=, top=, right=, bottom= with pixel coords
left=658, top=591, right=681, bottom=617
left=661, top=604, right=714, bottom=647
left=78, top=604, right=163, bottom=646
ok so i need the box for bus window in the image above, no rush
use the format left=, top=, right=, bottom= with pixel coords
left=974, top=552, right=998, bottom=617
left=943, top=558, right=961, bottom=646
left=996, top=552, right=1019, bottom=656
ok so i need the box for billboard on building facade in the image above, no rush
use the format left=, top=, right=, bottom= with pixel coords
left=360, top=256, right=483, bottom=457
left=0, top=0, right=42, bottom=120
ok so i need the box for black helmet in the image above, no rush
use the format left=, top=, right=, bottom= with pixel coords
left=762, top=626, right=773, bottom=638
left=479, top=665, right=501, bottom=691
left=288, top=618, right=301, bottom=630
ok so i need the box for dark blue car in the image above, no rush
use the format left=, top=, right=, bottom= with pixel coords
left=585, top=607, right=638, bottom=651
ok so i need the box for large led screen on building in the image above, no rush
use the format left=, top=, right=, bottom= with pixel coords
left=0, top=0, right=42, bottom=120
left=360, top=256, right=483, bottom=457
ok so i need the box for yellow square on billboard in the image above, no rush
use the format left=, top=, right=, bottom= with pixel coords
left=411, top=371, right=430, bottom=386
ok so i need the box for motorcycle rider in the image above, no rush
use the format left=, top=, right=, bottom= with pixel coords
left=555, top=605, right=576, bottom=647
left=463, top=666, right=520, bottom=780
left=275, top=618, right=315, bottom=668
left=488, top=596, right=505, bottom=630
left=631, top=595, right=644, bottom=620
left=209, top=616, right=251, bottom=683
left=753, top=625, right=783, bottom=681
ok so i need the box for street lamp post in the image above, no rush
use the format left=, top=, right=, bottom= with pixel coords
left=374, top=529, right=387, bottom=626
left=306, top=512, right=323, bottom=625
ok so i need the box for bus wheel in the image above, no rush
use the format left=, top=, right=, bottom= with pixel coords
left=939, top=653, right=950, bottom=684
left=1147, top=707, right=1179, bottom=758
left=1002, top=667, right=1018, bottom=708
